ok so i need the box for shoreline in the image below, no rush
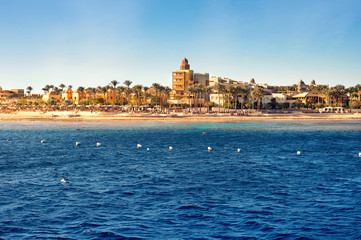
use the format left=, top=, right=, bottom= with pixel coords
left=1, top=111, right=361, bottom=123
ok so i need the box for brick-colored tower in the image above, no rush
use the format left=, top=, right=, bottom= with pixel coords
left=169, top=58, right=194, bottom=106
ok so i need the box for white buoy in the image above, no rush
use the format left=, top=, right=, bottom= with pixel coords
left=96, top=142, right=101, bottom=147
left=60, top=178, right=67, bottom=183
left=147, top=148, right=150, bottom=151
left=41, top=140, right=46, bottom=143
left=297, top=151, right=301, bottom=155
left=6, top=138, right=10, bottom=142
left=169, top=146, right=173, bottom=151
left=359, top=152, right=361, bottom=157
left=75, top=142, right=81, bottom=146
left=208, top=147, right=212, bottom=151
left=237, top=148, right=241, bottom=152
left=137, top=144, right=142, bottom=148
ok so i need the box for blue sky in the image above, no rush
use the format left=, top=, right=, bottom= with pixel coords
left=0, top=0, right=360, bottom=93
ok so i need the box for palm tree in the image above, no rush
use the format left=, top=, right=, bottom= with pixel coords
left=329, top=85, right=346, bottom=106
left=132, top=85, right=143, bottom=107
left=185, top=85, right=196, bottom=112
left=195, top=84, right=206, bottom=111
left=124, top=80, right=133, bottom=104
left=42, top=85, right=50, bottom=94
left=320, top=87, right=331, bottom=106
left=161, top=86, right=171, bottom=110
left=191, top=84, right=201, bottom=111
left=142, top=86, right=149, bottom=105
left=251, top=87, right=264, bottom=112
left=96, top=86, right=107, bottom=104
left=123, top=80, right=132, bottom=88
left=232, top=86, right=243, bottom=110
left=76, top=86, right=85, bottom=102
left=59, top=84, right=66, bottom=92
left=110, top=80, right=119, bottom=104
left=116, top=86, right=125, bottom=105
left=152, top=83, right=162, bottom=107
left=77, top=86, right=85, bottom=92
left=102, top=87, right=108, bottom=104
left=26, top=86, right=33, bottom=97
left=213, top=83, right=224, bottom=113
left=239, top=86, right=250, bottom=110
left=87, top=87, right=97, bottom=100
left=203, top=86, right=213, bottom=112
left=356, top=84, right=361, bottom=100
left=53, top=87, right=61, bottom=95
left=224, top=85, right=234, bottom=111
left=346, top=86, right=357, bottom=108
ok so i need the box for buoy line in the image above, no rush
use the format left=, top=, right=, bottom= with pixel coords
left=34, top=141, right=359, bottom=157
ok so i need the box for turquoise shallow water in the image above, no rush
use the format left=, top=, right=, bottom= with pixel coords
left=0, top=121, right=361, bottom=239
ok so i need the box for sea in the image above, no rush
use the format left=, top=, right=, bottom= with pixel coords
left=0, top=120, right=361, bottom=239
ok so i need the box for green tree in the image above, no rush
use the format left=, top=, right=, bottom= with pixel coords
left=251, top=87, right=264, bottom=111
left=329, top=85, right=346, bottom=106
left=239, top=86, right=250, bottom=110
left=142, top=86, right=150, bottom=106
left=116, top=86, right=125, bottom=105
left=59, top=84, right=66, bottom=91
left=132, top=85, right=143, bottom=107
left=185, top=85, right=196, bottom=112
left=224, top=85, right=234, bottom=111
left=110, top=80, right=119, bottom=104
left=124, top=80, right=133, bottom=104
left=152, top=83, right=162, bottom=107
left=203, top=86, right=213, bottom=112
left=42, top=85, right=50, bottom=95
left=161, top=86, right=171, bottom=110
left=26, top=86, right=33, bottom=97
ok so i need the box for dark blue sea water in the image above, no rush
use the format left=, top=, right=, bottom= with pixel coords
left=1, top=121, right=361, bottom=239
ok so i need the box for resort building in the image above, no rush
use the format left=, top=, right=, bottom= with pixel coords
left=292, top=92, right=321, bottom=104
left=42, top=91, right=61, bottom=101
left=262, top=93, right=289, bottom=104
left=169, top=58, right=195, bottom=106
left=61, top=87, right=73, bottom=101
left=208, top=76, right=238, bottom=87
left=0, top=88, right=25, bottom=99
left=72, top=90, right=86, bottom=104
left=208, top=76, right=223, bottom=87
left=209, top=93, right=225, bottom=106
left=194, top=73, right=209, bottom=85
left=11, top=89, right=25, bottom=98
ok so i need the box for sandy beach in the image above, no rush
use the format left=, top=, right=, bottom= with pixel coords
left=1, top=111, right=361, bottom=122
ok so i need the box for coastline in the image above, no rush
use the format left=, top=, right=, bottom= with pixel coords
left=1, top=111, right=361, bottom=123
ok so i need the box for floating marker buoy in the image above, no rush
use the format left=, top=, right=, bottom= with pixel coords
left=6, top=138, right=10, bottom=142
left=41, top=140, right=46, bottom=143
left=169, top=146, right=173, bottom=151
left=75, top=142, right=81, bottom=146
left=297, top=151, right=301, bottom=155
left=60, top=178, right=67, bottom=183
left=96, top=143, right=101, bottom=147
left=137, top=144, right=142, bottom=148
left=208, top=147, right=212, bottom=151
left=147, top=148, right=150, bottom=151
left=359, top=152, right=361, bottom=157
left=203, top=132, right=207, bottom=134
left=237, top=148, right=241, bottom=152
